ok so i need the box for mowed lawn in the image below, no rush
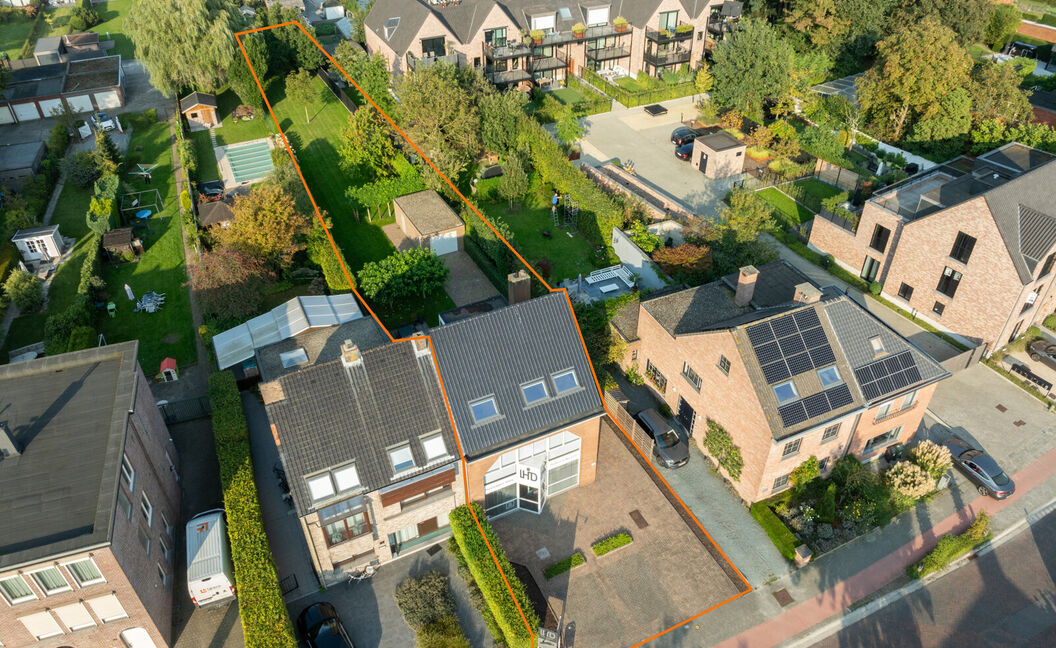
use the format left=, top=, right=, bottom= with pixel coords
left=34, top=1, right=134, bottom=59
left=794, top=177, right=844, bottom=204
left=475, top=176, right=598, bottom=284
left=758, top=187, right=814, bottom=226
left=1, top=8, right=37, bottom=60
left=189, top=129, right=221, bottom=182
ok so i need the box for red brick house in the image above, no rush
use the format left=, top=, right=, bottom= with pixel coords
left=809, top=143, right=1056, bottom=352
left=611, top=262, right=950, bottom=503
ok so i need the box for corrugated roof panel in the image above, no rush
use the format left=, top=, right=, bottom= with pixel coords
left=213, top=324, right=254, bottom=369
left=273, top=298, right=308, bottom=339
left=330, top=294, right=362, bottom=322
left=246, top=312, right=281, bottom=347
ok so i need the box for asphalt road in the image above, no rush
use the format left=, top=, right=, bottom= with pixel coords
left=813, top=509, right=1056, bottom=648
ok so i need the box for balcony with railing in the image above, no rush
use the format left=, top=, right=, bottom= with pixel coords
left=645, top=23, right=694, bottom=44
left=644, top=47, right=691, bottom=68
left=586, top=45, right=631, bottom=62
left=529, top=51, right=568, bottom=72
left=583, top=23, right=625, bottom=40
left=484, top=67, right=531, bottom=85
left=406, top=51, right=462, bottom=71
left=532, top=30, right=574, bottom=47
left=484, top=41, right=531, bottom=60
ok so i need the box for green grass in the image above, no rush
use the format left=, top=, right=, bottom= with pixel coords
left=213, top=87, right=276, bottom=147
left=543, top=552, right=585, bottom=579
left=0, top=7, right=37, bottom=60
left=549, top=87, right=585, bottom=105
left=39, top=5, right=74, bottom=39
left=757, top=187, right=813, bottom=225
left=189, top=129, right=221, bottom=183
left=750, top=500, right=799, bottom=562
left=793, top=178, right=843, bottom=203
left=474, top=175, right=598, bottom=284
left=88, top=0, right=135, bottom=60
left=615, top=76, right=646, bottom=92
left=591, top=532, right=633, bottom=556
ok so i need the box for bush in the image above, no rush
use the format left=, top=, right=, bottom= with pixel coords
left=448, top=503, right=539, bottom=648
left=790, top=456, right=820, bottom=494
left=447, top=537, right=504, bottom=645
left=62, top=150, right=102, bottom=188
left=44, top=295, right=91, bottom=355
left=909, top=511, right=991, bottom=579
left=703, top=419, right=743, bottom=481
left=819, top=483, right=836, bottom=523
left=750, top=501, right=799, bottom=561
left=178, top=139, right=197, bottom=181
left=591, top=532, right=633, bottom=556
left=884, top=461, right=934, bottom=499
left=207, top=372, right=298, bottom=648
left=48, top=123, right=69, bottom=156
left=307, top=221, right=354, bottom=294
left=145, top=108, right=158, bottom=123
left=544, top=552, right=585, bottom=578
left=315, top=22, right=336, bottom=36
left=66, top=325, right=96, bottom=352
left=820, top=253, right=834, bottom=269
left=3, top=269, right=44, bottom=312
left=869, top=281, right=882, bottom=296
left=417, top=616, right=472, bottom=648
left=581, top=67, right=696, bottom=108
left=909, top=440, right=952, bottom=481
left=394, top=571, right=457, bottom=631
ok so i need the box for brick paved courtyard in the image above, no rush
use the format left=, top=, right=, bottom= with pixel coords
left=491, top=420, right=743, bottom=648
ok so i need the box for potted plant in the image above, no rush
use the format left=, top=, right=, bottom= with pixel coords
left=572, top=22, right=586, bottom=38
left=614, top=16, right=628, bottom=32
left=676, top=23, right=694, bottom=34
left=530, top=29, right=545, bottom=45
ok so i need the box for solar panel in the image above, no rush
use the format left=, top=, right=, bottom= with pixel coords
left=746, top=322, right=775, bottom=345
left=862, top=383, right=882, bottom=400
left=803, top=393, right=830, bottom=418
left=904, top=366, right=921, bottom=383
left=883, top=356, right=902, bottom=373
left=771, top=317, right=798, bottom=338
left=855, top=366, right=873, bottom=384
left=899, top=352, right=917, bottom=369
left=762, top=361, right=791, bottom=384
left=786, top=352, right=813, bottom=375
left=793, top=309, right=821, bottom=330
left=778, top=401, right=808, bottom=427
left=826, top=384, right=854, bottom=409
left=854, top=350, right=921, bottom=402
left=778, top=335, right=806, bottom=356
left=809, top=346, right=836, bottom=368
left=801, top=327, right=828, bottom=349
left=889, top=371, right=909, bottom=390
left=755, top=342, right=783, bottom=365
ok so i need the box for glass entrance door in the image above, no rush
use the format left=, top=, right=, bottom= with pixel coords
left=518, top=484, right=540, bottom=512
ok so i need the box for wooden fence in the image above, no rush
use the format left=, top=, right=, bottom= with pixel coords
left=815, top=159, right=863, bottom=191
left=603, top=388, right=655, bottom=456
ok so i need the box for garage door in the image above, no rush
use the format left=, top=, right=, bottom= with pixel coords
left=66, top=94, right=94, bottom=113
left=38, top=98, right=63, bottom=118
left=430, top=230, right=458, bottom=255
left=0, top=105, right=14, bottom=125
left=94, top=90, right=122, bottom=109
left=13, top=102, right=40, bottom=121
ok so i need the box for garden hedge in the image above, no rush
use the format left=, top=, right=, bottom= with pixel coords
left=448, top=503, right=540, bottom=648
left=750, top=501, right=799, bottom=561
left=307, top=222, right=354, bottom=294
left=580, top=68, right=696, bottom=108
left=543, top=552, right=585, bottom=579
left=591, top=532, right=633, bottom=556
left=208, top=372, right=298, bottom=648
left=909, top=511, right=991, bottom=579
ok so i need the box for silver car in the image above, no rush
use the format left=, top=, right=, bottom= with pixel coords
left=941, top=437, right=1015, bottom=499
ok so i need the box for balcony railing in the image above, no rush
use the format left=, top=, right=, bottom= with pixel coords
left=532, top=30, right=574, bottom=47
left=644, top=48, right=691, bottom=68
left=583, top=24, right=626, bottom=40
left=586, top=45, right=631, bottom=62
left=645, top=24, right=694, bottom=44
left=484, top=68, right=531, bottom=85
left=406, top=51, right=462, bottom=71
left=529, top=51, right=568, bottom=72
left=483, top=41, right=530, bottom=60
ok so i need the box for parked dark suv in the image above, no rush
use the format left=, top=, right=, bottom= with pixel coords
left=670, top=126, right=706, bottom=146
left=634, top=408, right=690, bottom=468
left=298, top=602, right=354, bottom=648
left=1028, top=339, right=1056, bottom=372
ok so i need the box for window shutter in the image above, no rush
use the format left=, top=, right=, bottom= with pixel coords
left=19, top=612, right=63, bottom=639
left=54, top=603, right=96, bottom=630
left=87, top=594, right=128, bottom=622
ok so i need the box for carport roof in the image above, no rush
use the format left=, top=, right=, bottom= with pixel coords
left=0, top=142, right=45, bottom=172
left=394, top=189, right=463, bottom=236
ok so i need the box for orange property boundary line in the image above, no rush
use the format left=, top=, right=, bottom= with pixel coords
left=235, top=22, right=753, bottom=647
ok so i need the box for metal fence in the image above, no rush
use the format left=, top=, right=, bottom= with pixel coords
left=315, top=68, right=358, bottom=114
left=603, top=388, right=654, bottom=455
left=816, top=207, right=858, bottom=234
left=158, top=396, right=211, bottom=424
left=815, top=159, right=863, bottom=191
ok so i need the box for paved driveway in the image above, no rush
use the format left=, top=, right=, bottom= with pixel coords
left=380, top=224, right=499, bottom=307
left=491, top=421, right=742, bottom=648
left=580, top=98, right=742, bottom=217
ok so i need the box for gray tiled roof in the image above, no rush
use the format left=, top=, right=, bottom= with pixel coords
left=179, top=91, right=217, bottom=112
left=610, top=296, right=640, bottom=342
left=982, top=158, right=1056, bottom=283
left=394, top=189, right=463, bottom=235
left=256, top=316, right=390, bottom=382
left=430, top=292, right=603, bottom=457
left=0, top=342, right=139, bottom=570
left=266, top=341, right=459, bottom=512
left=198, top=201, right=234, bottom=227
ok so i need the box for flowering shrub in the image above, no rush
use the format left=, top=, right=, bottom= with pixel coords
left=884, top=461, right=934, bottom=499
left=910, top=440, right=952, bottom=481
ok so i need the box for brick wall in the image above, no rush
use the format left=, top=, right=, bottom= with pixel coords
left=808, top=201, right=904, bottom=284
left=1019, top=21, right=1056, bottom=44
left=846, top=383, right=938, bottom=459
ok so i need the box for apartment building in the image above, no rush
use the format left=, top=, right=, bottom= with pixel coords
left=363, top=0, right=743, bottom=87
left=0, top=343, right=180, bottom=648
left=260, top=291, right=604, bottom=583
left=809, top=142, right=1056, bottom=352
left=611, top=262, right=950, bottom=504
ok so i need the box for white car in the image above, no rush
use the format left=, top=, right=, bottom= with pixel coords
left=94, top=112, right=115, bottom=131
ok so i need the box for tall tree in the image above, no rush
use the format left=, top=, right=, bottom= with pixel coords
left=555, top=107, right=585, bottom=147
left=190, top=248, right=275, bottom=321
left=889, top=0, right=990, bottom=46
left=339, top=108, right=397, bottom=176
left=906, top=88, right=972, bottom=158
left=711, top=19, right=795, bottom=114
left=497, top=154, right=529, bottom=211
left=970, top=62, right=1033, bottom=125
left=717, top=188, right=776, bottom=243
left=126, top=0, right=239, bottom=95
left=286, top=69, right=320, bottom=124
left=229, top=32, right=269, bottom=109
left=332, top=44, right=393, bottom=111
left=787, top=0, right=847, bottom=47
left=478, top=90, right=527, bottom=156
left=217, top=184, right=312, bottom=267
left=985, top=4, right=1022, bottom=52
left=264, top=6, right=324, bottom=72
left=857, top=19, right=971, bottom=141
left=356, top=248, right=450, bottom=303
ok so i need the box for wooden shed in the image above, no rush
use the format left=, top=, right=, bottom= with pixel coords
left=102, top=227, right=141, bottom=263
left=179, top=92, right=219, bottom=128
left=692, top=131, right=746, bottom=179
left=394, top=190, right=464, bottom=256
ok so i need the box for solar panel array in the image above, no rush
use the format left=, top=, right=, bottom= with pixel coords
left=777, top=384, right=854, bottom=427
left=854, top=350, right=921, bottom=401
left=746, top=309, right=837, bottom=385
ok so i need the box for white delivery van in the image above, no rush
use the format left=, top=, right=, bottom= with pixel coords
left=186, top=509, right=236, bottom=608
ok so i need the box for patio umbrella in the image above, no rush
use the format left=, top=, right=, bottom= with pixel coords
left=124, top=284, right=134, bottom=301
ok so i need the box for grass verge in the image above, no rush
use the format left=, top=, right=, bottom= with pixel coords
left=750, top=500, right=799, bottom=562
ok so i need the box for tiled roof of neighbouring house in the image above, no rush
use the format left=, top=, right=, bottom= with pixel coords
left=179, top=91, right=217, bottom=112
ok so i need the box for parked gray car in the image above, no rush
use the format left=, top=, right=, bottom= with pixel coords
left=941, top=437, right=1015, bottom=499
left=1028, top=339, right=1056, bottom=373
left=634, top=408, right=690, bottom=468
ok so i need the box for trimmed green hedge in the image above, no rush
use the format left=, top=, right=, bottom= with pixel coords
left=591, top=532, right=633, bottom=556
left=908, top=511, right=991, bottom=579
left=750, top=501, right=799, bottom=562
left=580, top=68, right=696, bottom=108
left=307, top=222, right=354, bottom=294
left=543, top=552, right=585, bottom=579
left=448, top=503, right=540, bottom=648
left=208, top=372, right=298, bottom=648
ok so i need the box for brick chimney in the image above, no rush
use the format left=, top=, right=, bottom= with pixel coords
left=340, top=339, right=362, bottom=368
left=260, top=381, right=285, bottom=405
left=793, top=283, right=822, bottom=304
left=508, top=269, right=530, bottom=305
left=734, top=265, right=759, bottom=307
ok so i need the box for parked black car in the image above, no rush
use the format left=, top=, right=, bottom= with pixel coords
left=941, top=437, right=1015, bottom=499
left=1028, top=339, right=1056, bottom=373
left=634, top=408, right=690, bottom=468
left=297, top=602, right=354, bottom=648
left=675, top=142, right=694, bottom=161
left=670, top=126, right=705, bottom=146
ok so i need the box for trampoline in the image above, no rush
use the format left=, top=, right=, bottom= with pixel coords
left=225, top=140, right=274, bottom=184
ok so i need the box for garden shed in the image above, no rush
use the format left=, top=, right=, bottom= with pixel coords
left=101, top=227, right=140, bottom=263
left=394, top=189, right=464, bottom=256
left=179, top=91, right=218, bottom=129
left=198, top=201, right=235, bottom=228
left=11, top=224, right=64, bottom=262
left=692, top=131, right=746, bottom=179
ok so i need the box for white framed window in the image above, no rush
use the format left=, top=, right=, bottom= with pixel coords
left=54, top=602, right=96, bottom=631
left=773, top=380, right=799, bottom=404
left=307, top=474, right=336, bottom=502
left=469, top=397, right=499, bottom=423
left=902, top=390, right=917, bottom=410
left=160, top=534, right=173, bottom=564
left=817, top=366, right=842, bottom=387
left=422, top=432, right=447, bottom=461
left=156, top=562, right=170, bottom=588
left=0, top=575, right=36, bottom=604
left=18, top=611, right=64, bottom=639
left=333, top=464, right=360, bottom=492
left=120, top=453, right=135, bottom=491
left=531, top=13, right=556, bottom=31
left=87, top=594, right=128, bottom=622
left=782, top=439, right=801, bottom=458
left=521, top=379, right=549, bottom=405
left=137, top=524, right=151, bottom=555
left=586, top=6, right=609, bottom=25
left=876, top=402, right=892, bottom=420
left=552, top=369, right=579, bottom=394
left=117, top=488, right=133, bottom=520
left=389, top=444, right=416, bottom=473
left=29, top=567, right=71, bottom=596
left=64, top=558, right=105, bottom=587
left=869, top=336, right=885, bottom=356
left=140, top=492, right=153, bottom=526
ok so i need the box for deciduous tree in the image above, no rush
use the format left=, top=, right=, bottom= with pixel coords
left=651, top=244, right=713, bottom=285
left=217, top=184, right=312, bottom=267
left=332, top=44, right=393, bottom=111
left=229, top=32, right=269, bottom=109
left=286, top=69, right=321, bottom=125
left=126, top=0, right=239, bottom=95
left=356, top=247, right=449, bottom=303
left=189, top=248, right=275, bottom=321
left=555, top=107, right=584, bottom=147
left=787, top=0, right=847, bottom=47
left=985, top=4, right=1022, bottom=51
left=339, top=108, right=397, bottom=177
left=3, top=269, right=44, bottom=312
left=970, top=62, right=1033, bottom=125
left=712, top=19, right=795, bottom=114
left=479, top=90, right=527, bottom=156
left=717, top=188, right=776, bottom=243
left=889, top=0, right=990, bottom=46
left=497, top=154, right=528, bottom=211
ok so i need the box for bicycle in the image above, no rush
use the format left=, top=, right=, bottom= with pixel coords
left=347, top=565, right=376, bottom=584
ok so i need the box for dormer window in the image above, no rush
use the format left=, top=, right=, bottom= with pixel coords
left=383, top=17, right=399, bottom=41
left=531, top=13, right=556, bottom=31
left=389, top=444, right=416, bottom=473
left=869, top=336, right=885, bottom=357
left=470, top=396, right=499, bottom=424
left=522, top=379, right=549, bottom=405
left=333, top=464, right=360, bottom=491
left=586, top=5, right=610, bottom=26
left=307, top=462, right=360, bottom=503
left=422, top=432, right=447, bottom=462
left=307, top=474, right=336, bottom=502
left=552, top=369, right=579, bottom=394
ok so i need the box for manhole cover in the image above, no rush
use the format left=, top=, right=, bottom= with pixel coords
left=996, top=404, right=1007, bottom=412
left=772, top=589, right=794, bottom=607
left=630, top=509, right=649, bottom=529
left=536, top=547, right=551, bottom=560
left=1014, top=420, right=1026, bottom=427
